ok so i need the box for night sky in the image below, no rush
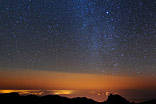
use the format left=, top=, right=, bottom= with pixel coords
left=0, top=0, right=156, bottom=102
left=0, top=0, right=156, bottom=76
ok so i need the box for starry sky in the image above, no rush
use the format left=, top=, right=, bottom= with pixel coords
left=0, top=0, right=156, bottom=77
left=0, top=0, right=156, bottom=102
left=1, top=0, right=156, bottom=76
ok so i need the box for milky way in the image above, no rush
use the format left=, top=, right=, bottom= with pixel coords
left=0, top=0, right=156, bottom=76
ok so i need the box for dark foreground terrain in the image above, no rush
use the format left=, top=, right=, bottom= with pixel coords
left=0, top=92, right=156, bottom=104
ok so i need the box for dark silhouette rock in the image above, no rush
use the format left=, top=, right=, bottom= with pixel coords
left=39, top=95, right=71, bottom=104
left=0, top=92, right=20, bottom=97
left=0, top=92, right=155, bottom=104
left=0, top=92, right=21, bottom=104
left=106, top=94, right=130, bottom=104
left=71, top=97, right=99, bottom=104
left=139, top=99, right=156, bottom=104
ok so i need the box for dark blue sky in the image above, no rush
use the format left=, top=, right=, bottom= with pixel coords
left=0, top=0, right=156, bottom=76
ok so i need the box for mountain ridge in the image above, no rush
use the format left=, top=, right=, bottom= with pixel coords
left=0, top=92, right=155, bottom=104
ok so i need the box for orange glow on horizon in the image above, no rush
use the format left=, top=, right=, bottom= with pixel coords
left=0, top=89, right=112, bottom=102
left=53, top=90, right=73, bottom=95
left=0, top=69, right=156, bottom=102
left=0, top=69, right=156, bottom=91
left=0, top=90, right=39, bottom=95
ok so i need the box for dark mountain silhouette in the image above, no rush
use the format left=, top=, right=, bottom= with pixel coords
left=0, top=92, right=156, bottom=104
left=138, top=99, right=156, bottom=104
left=102, top=94, right=132, bottom=104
